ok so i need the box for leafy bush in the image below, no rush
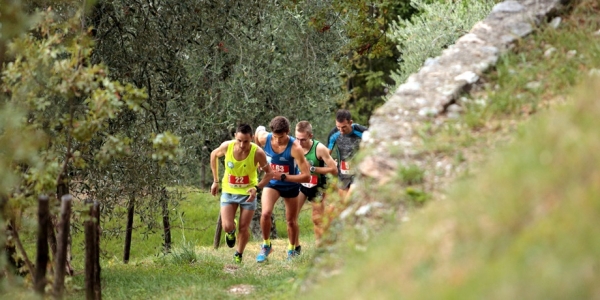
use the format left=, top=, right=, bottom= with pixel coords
left=398, top=164, right=426, bottom=185
left=387, top=0, right=496, bottom=88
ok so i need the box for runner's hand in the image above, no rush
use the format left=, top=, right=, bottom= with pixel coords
left=271, top=171, right=284, bottom=181
left=246, top=187, right=258, bottom=202
left=210, top=182, right=219, bottom=196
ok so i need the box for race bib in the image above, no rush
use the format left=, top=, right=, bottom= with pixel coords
left=301, top=175, right=318, bottom=188
left=340, top=160, right=354, bottom=175
left=228, top=175, right=250, bottom=188
left=270, top=163, right=290, bottom=174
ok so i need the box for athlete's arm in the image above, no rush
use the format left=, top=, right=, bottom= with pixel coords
left=254, top=147, right=273, bottom=189
left=209, top=141, right=231, bottom=196
left=243, top=146, right=271, bottom=203
left=316, top=143, right=338, bottom=176
left=254, top=125, right=268, bottom=147
left=271, top=143, right=310, bottom=183
left=327, top=127, right=338, bottom=155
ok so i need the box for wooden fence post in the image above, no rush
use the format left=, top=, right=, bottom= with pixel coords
left=93, top=201, right=102, bottom=300
left=161, top=188, right=171, bottom=253
left=84, top=200, right=102, bottom=300
left=213, top=214, right=222, bottom=249
left=52, top=194, right=72, bottom=299
left=123, top=195, right=135, bottom=264
left=35, top=195, right=50, bottom=295
left=84, top=200, right=95, bottom=300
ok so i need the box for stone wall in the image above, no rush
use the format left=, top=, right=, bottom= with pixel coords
left=358, top=0, right=569, bottom=185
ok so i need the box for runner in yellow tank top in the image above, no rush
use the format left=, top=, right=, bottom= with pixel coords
left=222, top=142, right=259, bottom=195
left=210, top=124, right=272, bottom=263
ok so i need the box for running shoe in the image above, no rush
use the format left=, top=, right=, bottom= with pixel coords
left=287, top=249, right=298, bottom=260
left=295, top=245, right=302, bottom=255
left=233, top=252, right=242, bottom=263
left=225, top=219, right=237, bottom=248
left=256, top=243, right=272, bottom=263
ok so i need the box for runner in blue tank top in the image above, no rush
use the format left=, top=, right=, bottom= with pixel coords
left=254, top=116, right=310, bottom=262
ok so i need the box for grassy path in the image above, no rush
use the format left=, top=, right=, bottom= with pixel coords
left=6, top=188, right=317, bottom=299
left=69, top=239, right=316, bottom=299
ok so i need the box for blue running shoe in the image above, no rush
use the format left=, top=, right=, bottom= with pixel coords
left=256, top=243, right=272, bottom=263
left=287, top=249, right=298, bottom=260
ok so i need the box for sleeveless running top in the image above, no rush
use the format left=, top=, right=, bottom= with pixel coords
left=221, top=142, right=259, bottom=195
left=301, top=140, right=326, bottom=188
left=264, top=133, right=298, bottom=187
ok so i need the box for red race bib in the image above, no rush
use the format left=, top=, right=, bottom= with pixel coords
left=340, top=160, right=353, bottom=175
left=301, top=175, right=318, bottom=188
left=270, top=163, right=290, bottom=174
left=228, top=175, right=250, bottom=188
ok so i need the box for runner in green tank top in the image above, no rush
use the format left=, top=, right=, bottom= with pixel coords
left=294, top=121, right=338, bottom=251
left=210, top=124, right=273, bottom=263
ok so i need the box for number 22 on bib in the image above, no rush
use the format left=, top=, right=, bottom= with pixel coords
left=228, top=175, right=249, bottom=188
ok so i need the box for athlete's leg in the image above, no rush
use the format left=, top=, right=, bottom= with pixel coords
left=237, top=207, right=254, bottom=254
left=294, top=191, right=308, bottom=246
left=260, top=187, right=280, bottom=241
left=221, top=203, right=239, bottom=233
left=337, top=177, right=353, bottom=205
left=283, top=196, right=300, bottom=249
left=346, top=183, right=356, bottom=202
left=337, top=187, right=349, bottom=203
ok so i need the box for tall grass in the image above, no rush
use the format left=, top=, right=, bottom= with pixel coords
left=307, top=76, right=600, bottom=299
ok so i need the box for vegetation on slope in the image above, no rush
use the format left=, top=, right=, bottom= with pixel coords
left=306, top=0, right=600, bottom=298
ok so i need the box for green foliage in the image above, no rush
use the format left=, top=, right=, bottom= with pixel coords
left=398, top=163, right=425, bottom=185
left=0, top=1, right=39, bottom=41
left=388, top=0, right=496, bottom=88
left=483, top=25, right=600, bottom=118
left=0, top=104, right=44, bottom=196
left=151, top=132, right=181, bottom=166
left=0, top=8, right=164, bottom=210
left=327, top=0, right=417, bottom=126
left=89, top=0, right=349, bottom=182
left=405, top=187, right=429, bottom=204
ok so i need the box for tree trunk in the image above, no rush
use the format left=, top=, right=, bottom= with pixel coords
left=35, top=195, right=50, bottom=295
left=213, top=214, right=222, bottom=249
left=47, top=219, right=58, bottom=266
left=201, top=163, right=206, bottom=190
left=93, top=201, right=102, bottom=300
left=56, top=171, right=74, bottom=276
left=161, top=188, right=171, bottom=253
left=52, top=194, right=72, bottom=299
left=123, top=196, right=135, bottom=264
left=8, top=220, right=34, bottom=278
left=84, top=200, right=96, bottom=300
